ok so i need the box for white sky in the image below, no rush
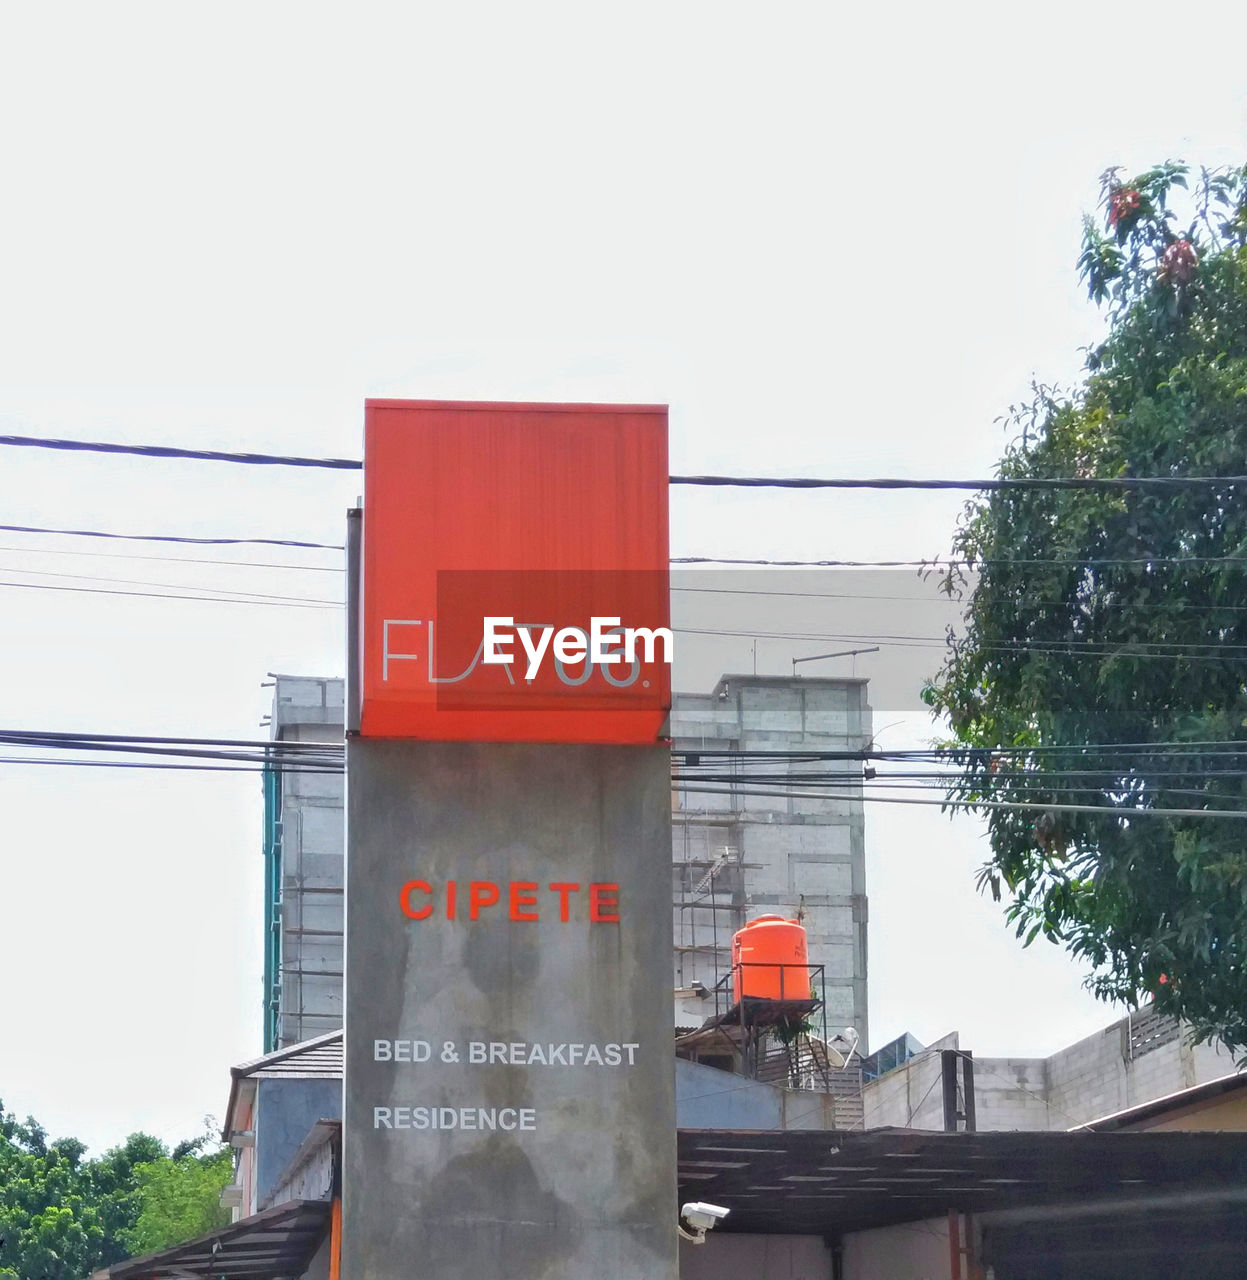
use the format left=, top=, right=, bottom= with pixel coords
left=0, top=2, right=1244, bottom=1156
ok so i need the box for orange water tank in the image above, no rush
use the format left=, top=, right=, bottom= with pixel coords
left=731, top=915, right=810, bottom=1004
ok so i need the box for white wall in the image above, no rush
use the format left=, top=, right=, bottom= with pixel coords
left=841, top=1217, right=949, bottom=1280
left=679, top=1233, right=831, bottom=1279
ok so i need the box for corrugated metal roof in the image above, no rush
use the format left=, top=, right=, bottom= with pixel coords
left=678, top=1126, right=1247, bottom=1236
left=90, top=1199, right=329, bottom=1280
left=232, top=1029, right=343, bottom=1081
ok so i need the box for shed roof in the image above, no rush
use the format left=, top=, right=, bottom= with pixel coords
left=677, top=1126, right=1247, bottom=1235
left=89, top=1199, right=329, bottom=1280
left=231, top=1029, right=344, bottom=1081
left=224, top=1031, right=344, bottom=1137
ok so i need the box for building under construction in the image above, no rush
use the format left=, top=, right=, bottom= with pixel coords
left=262, top=672, right=872, bottom=1061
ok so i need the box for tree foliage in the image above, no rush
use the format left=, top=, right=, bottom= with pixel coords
left=925, top=162, right=1247, bottom=1049
left=121, top=1139, right=231, bottom=1258
left=0, top=1103, right=232, bottom=1280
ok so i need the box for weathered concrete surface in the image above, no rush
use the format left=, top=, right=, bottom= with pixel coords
left=255, top=1078, right=342, bottom=1207
left=343, top=740, right=676, bottom=1279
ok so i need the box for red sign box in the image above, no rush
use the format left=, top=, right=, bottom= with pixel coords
left=359, top=400, right=670, bottom=742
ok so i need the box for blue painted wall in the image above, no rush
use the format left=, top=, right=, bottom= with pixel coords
left=676, top=1058, right=784, bottom=1129
left=256, top=1078, right=343, bottom=1206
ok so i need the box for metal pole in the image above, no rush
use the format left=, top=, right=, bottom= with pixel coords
left=948, top=1210, right=963, bottom=1280
left=345, top=506, right=362, bottom=734
left=941, top=1050, right=959, bottom=1132
left=962, top=1052, right=976, bottom=1132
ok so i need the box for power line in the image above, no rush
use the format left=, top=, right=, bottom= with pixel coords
left=4, top=523, right=1243, bottom=571
left=12, top=550, right=1243, bottom=613
left=6, top=731, right=1246, bottom=818
left=684, top=775, right=1247, bottom=804
left=671, top=473, right=1247, bottom=491
left=6, top=750, right=1245, bottom=816
left=0, top=735, right=340, bottom=767
left=0, top=580, right=338, bottom=609
left=5, top=731, right=1242, bottom=771
left=673, top=584, right=1247, bottom=613
left=0, top=756, right=343, bottom=774
left=674, top=783, right=1247, bottom=820
left=3, top=552, right=1243, bottom=604
left=0, top=434, right=361, bottom=469
left=3, top=433, right=1245, bottom=491
left=917, top=740, right=1247, bottom=756
left=0, top=564, right=344, bottom=606
left=0, top=729, right=337, bottom=750
left=0, top=522, right=344, bottom=550
left=9, top=561, right=1246, bottom=638
left=0, top=543, right=345, bottom=572
left=8, top=732, right=1239, bottom=759
left=677, top=625, right=1247, bottom=657
left=673, top=556, right=1247, bottom=568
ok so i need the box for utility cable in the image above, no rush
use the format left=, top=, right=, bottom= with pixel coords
left=4, top=523, right=1243, bottom=571
left=3, top=432, right=1245, bottom=491
left=0, top=434, right=361, bottom=469
left=670, top=473, right=1247, bottom=491
left=675, top=625, right=1247, bottom=658
left=0, top=756, right=343, bottom=774
left=673, top=556, right=1247, bottom=568
left=0, top=522, right=344, bottom=550
left=9, top=546, right=1247, bottom=612
left=0, top=564, right=344, bottom=606
left=673, top=585, right=1247, bottom=612
left=7, top=736, right=1247, bottom=816
left=0, top=580, right=339, bottom=609
left=5, top=731, right=1244, bottom=771
left=673, top=783, right=1247, bottom=820
left=0, top=729, right=338, bottom=750
left=0, top=543, right=344, bottom=572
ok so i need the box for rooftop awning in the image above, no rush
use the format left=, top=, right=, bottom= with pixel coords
left=90, top=1199, right=330, bottom=1280
left=677, top=1126, right=1247, bottom=1235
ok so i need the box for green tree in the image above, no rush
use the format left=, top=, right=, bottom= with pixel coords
left=0, top=1102, right=233, bottom=1279
left=120, top=1134, right=232, bottom=1257
left=925, top=162, right=1247, bottom=1049
left=0, top=1109, right=109, bottom=1280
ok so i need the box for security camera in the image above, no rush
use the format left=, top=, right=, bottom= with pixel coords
left=683, top=1202, right=729, bottom=1229
left=679, top=1201, right=730, bottom=1244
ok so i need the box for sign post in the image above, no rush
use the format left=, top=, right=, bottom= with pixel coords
left=342, top=401, right=677, bottom=1278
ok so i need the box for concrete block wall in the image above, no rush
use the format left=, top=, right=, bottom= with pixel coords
left=672, top=676, right=871, bottom=1048
left=968, top=1056, right=1050, bottom=1131
left=1042, top=1018, right=1129, bottom=1127
left=861, top=1035, right=958, bottom=1132
left=264, top=674, right=871, bottom=1047
left=1045, top=1010, right=1236, bottom=1127
left=862, top=1007, right=1240, bottom=1132
left=270, top=676, right=346, bottom=1049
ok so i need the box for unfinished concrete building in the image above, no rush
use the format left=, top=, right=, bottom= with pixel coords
left=671, top=675, right=871, bottom=1047
left=262, top=676, right=346, bottom=1051
left=261, top=672, right=872, bottom=1053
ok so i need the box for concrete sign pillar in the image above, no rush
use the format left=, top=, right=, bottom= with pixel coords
left=342, top=739, right=677, bottom=1278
